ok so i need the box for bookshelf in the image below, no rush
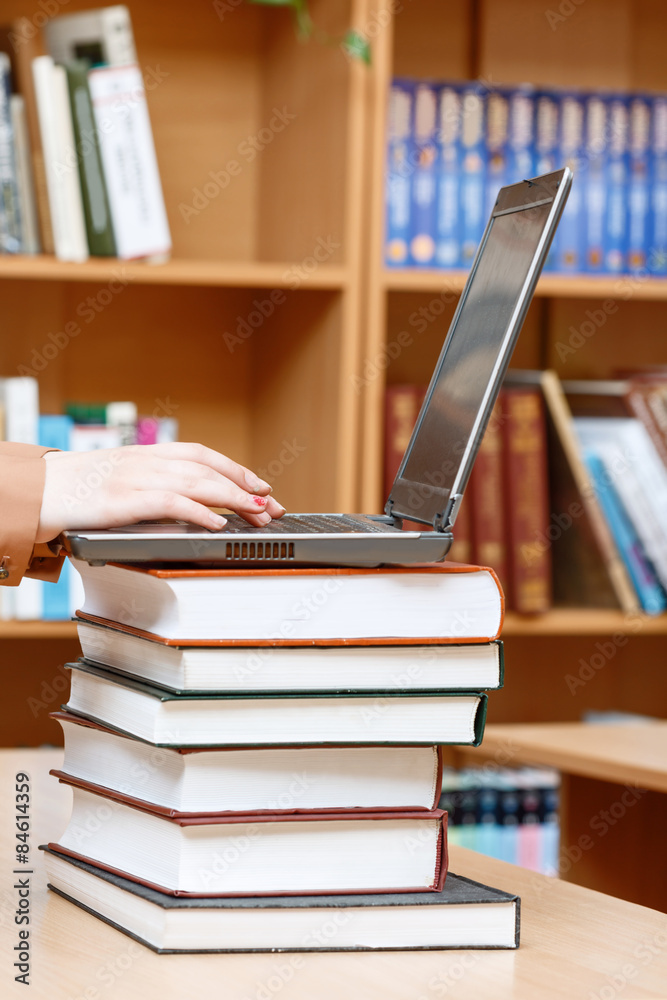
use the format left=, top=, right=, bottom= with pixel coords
left=4, top=0, right=667, bottom=740
left=358, top=0, right=667, bottom=724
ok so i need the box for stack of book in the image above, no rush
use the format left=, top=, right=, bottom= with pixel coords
left=385, top=382, right=551, bottom=613
left=0, top=5, right=170, bottom=261
left=385, top=78, right=667, bottom=276
left=42, top=559, right=520, bottom=953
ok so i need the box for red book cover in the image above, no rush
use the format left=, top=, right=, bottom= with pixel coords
left=501, top=387, right=552, bottom=613
left=49, top=774, right=448, bottom=898
left=469, top=400, right=508, bottom=589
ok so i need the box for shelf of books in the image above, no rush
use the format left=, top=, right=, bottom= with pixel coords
left=0, top=0, right=370, bottom=517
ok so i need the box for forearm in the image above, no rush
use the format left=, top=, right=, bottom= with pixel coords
left=0, top=443, right=64, bottom=586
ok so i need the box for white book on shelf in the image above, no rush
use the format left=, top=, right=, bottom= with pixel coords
left=0, top=376, right=39, bottom=444
left=32, top=55, right=88, bottom=262
left=574, top=416, right=667, bottom=589
left=13, top=577, right=43, bottom=621
left=10, top=95, right=41, bottom=254
left=44, top=5, right=137, bottom=68
left=87, top=64, right=171, bottom=261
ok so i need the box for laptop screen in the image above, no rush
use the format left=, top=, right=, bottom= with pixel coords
left=389, top=170, right=570, bottom=528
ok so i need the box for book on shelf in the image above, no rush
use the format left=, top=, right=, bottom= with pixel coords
left=72, top=561, right=505, bottom=644
left=573, top=416, right=667, bottom=596
left=468, top=399, right=508, bottom=594
left=0, top=20, right=54, bottom=252
left=63, top=60, right=116, bottom=257
left=0, top=52, right=22, bottom=253
left=52, top=710, right=446, bottom=814
left=49, top=779, right=447, bottom=896
left=42, top=848, right=520, bottom=953
left=9, top=94, right=40, bottom=254
left=76, top=619, right=505, bottom=693
left=43, top=5, right=137, bottom=68
left=500, top=386, right=551, bottom=614
left=63, top=660, right=488, bottom=747
left=384, top=78, right=667, bottom=276
left=32, top=54, right=88, bottom=262
left=504, top=369, right=639, bottom=612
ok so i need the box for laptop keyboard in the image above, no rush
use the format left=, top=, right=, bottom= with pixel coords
left=221, top=514, right=391, bottom=534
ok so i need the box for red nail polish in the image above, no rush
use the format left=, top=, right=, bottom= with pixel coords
left=252, top=495, right=267, bottom=507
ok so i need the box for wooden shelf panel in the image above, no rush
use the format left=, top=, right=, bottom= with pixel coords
left=0, top=621, right=78, bottom=639
left=503, top=609, right=667, bottom=636
left=1, top=610, right=666, bottom=639
left=0, top=257, right=349, bottom=290
left=383, top=269, right=667, bottom=301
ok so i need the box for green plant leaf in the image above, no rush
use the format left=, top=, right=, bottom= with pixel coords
left=342, top=29, right=371, bottom=65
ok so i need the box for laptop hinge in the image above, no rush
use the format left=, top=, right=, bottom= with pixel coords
left=384, top=498, right=450, bottom=533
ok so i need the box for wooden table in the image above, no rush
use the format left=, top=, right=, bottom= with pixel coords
left=449, top=723, right=667, bottom=912
left=2, top=749, right=667, bottom=1000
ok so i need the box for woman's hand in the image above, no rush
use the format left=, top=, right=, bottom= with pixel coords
left=36, top=443, right=286, bottom=543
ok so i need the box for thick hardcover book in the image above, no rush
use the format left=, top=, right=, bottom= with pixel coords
left=42, top=847, right=520, bottom=952
left=64, top=61, right=116, bottom=256
left=49, top=781, right=447, bottom=896
left=51, top=710, right=445, bottom=813
left=75, top=619, right=505, bottom=693
left=501, top=387, right=552, bottom=613
left=63, top=659, right=489, bottom=747
left=624, top=379, right=667, bottom=469
left=469, top=400, right=508, bottom=590
left=72, top=561, right=505, bottom=644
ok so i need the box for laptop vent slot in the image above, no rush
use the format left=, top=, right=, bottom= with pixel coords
left=224, top=540, right=295, bottom=561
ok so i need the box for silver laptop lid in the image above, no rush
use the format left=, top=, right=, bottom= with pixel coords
left=386, top=168, right=572, bottom=531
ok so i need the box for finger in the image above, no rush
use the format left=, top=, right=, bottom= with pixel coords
left=120, top=491, right=229, bottom=530
left=140, top=469, right=271, bottom=514
left=264, top=496, right=286, bottom=518
left=140, top=443, right=272, bottom=494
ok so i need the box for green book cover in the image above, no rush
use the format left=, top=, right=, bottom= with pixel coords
left=64, top=60, right=116, bottom=256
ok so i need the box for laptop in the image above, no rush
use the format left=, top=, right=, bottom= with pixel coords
left=63, top=168, right=572, bottom=568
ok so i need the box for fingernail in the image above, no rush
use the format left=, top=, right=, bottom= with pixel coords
left=246, top=472, right=272, bottom=493
left=274, top=502, right=286, bottom=515
left=251, top=495, right=267, bottom=507
left=209, top=513, right=227, bottom=529
left=257, top=512, right=271, bottom=525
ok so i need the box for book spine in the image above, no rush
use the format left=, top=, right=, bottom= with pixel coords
left=603, top=95, right=629, bottom=274
left=44, top=6, right=138, bottom=67
left=624, top=385, right=667, bottom=468
left=459, top=82, right=486, bottom=268
left=534, top=91, right=559, bottom=271
left=469, top=400, right=508, bottom=591
left=87, top=64, right=171, bottom=261
left=502, top=387, right=552, bottom=613
left=584, top=450, right=667, bottom=615
left=32, top=56, right=88, bottom=262
left=100, top=6, right=138, bottom=66
left=506, top=86, right=535, bottom=185
left=10, top=95, right=40, bottom=254
left=555, top=91, right=585, bottom=273
left=649, top=95, right=667, bottom=276
left=484, top=87, right=509, bottom=218
left=383, top=384, right=425, bottom=498
left=434, top=83, right=461, bottom=267
left=385, top=79, right=413, bottom=267
left=0, top=53, right=21, bottom=252
left=628, top=95, right=651, bottom=274
left=409, top=81, right=437, bottom=266
left=583, top=93, right=606, bottom=274
left=9, top=20, right=54, bottom=253
left=3, top=376, right=39, bottom=444
left=64, top=62, right=116, bottom=257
